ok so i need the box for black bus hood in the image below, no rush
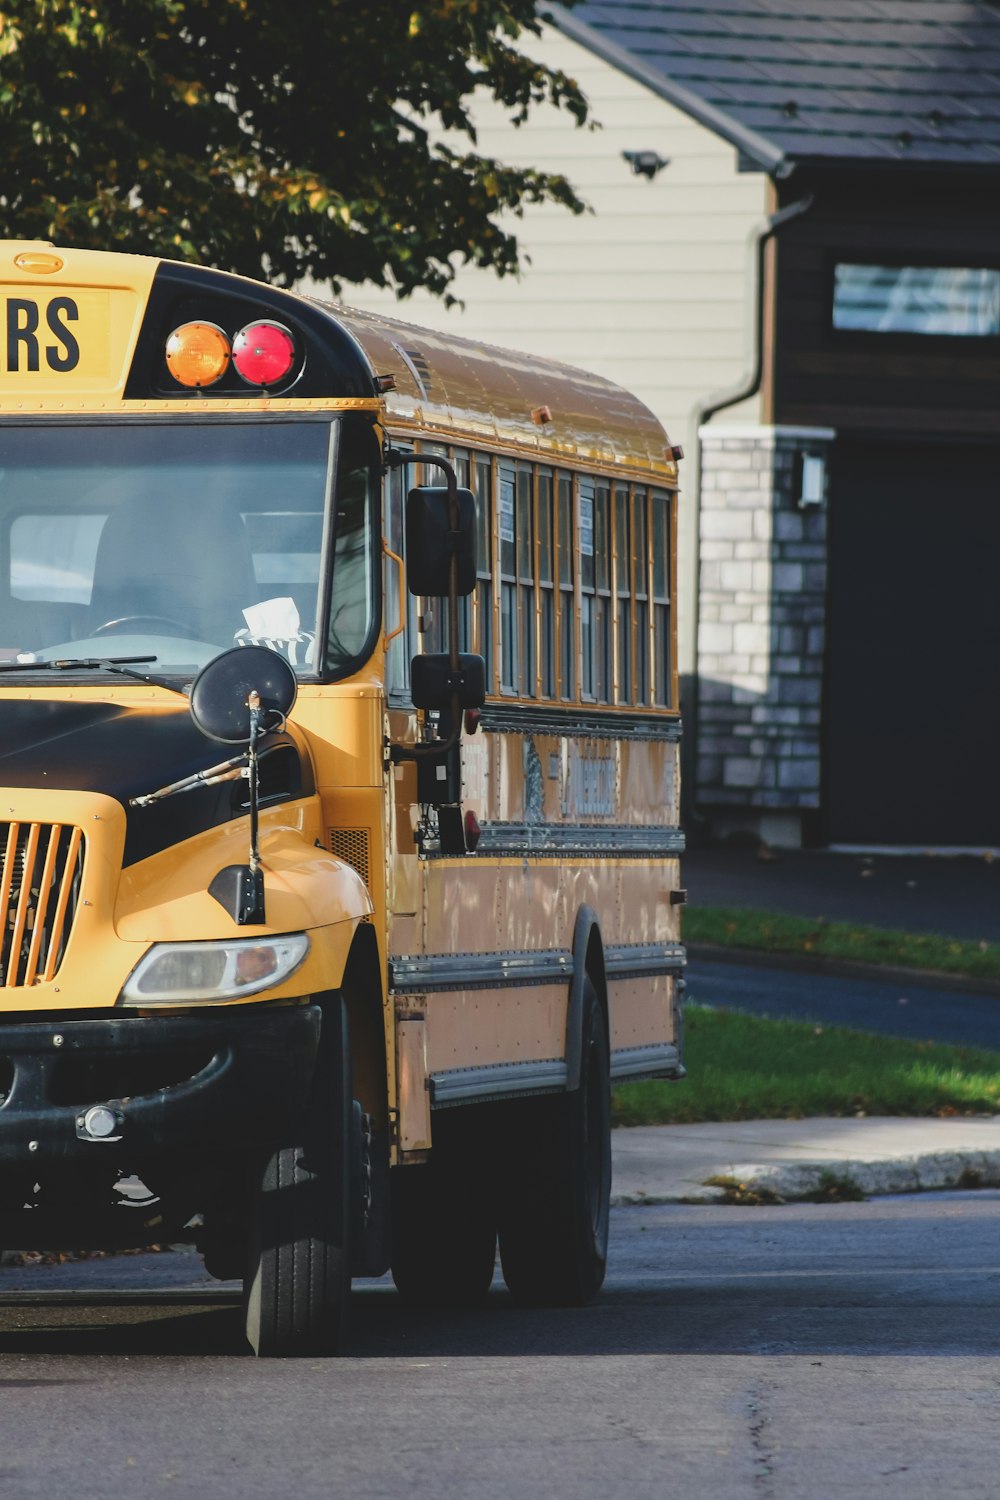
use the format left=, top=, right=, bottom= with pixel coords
left=0, top=699, right=308, bottom=866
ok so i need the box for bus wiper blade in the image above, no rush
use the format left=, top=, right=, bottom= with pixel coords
left=0, top=656, right=189, bottom=697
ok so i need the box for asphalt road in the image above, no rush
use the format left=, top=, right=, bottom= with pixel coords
left=684, top=847, right=1000, bottom=944
left=1, top=1193, right=998, bottom=1499
left=686, top=957, right=1000, bottom=1050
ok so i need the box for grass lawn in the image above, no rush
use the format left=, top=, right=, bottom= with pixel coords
left=612, top=1004, right=1000, bottom=1126
left=683, top=905, right=1000, bottom=983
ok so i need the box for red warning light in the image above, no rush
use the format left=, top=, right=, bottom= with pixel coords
left=232, top=321, right=297, bottom=387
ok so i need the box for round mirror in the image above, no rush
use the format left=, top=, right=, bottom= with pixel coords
left=189, top=646, right=297, bottom=744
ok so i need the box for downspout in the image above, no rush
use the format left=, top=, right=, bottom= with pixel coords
left=684, top=187, right=816, bottom=834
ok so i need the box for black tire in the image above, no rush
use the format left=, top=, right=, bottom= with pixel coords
left=390, top=1120, right=497, bottom=1307
left=243, top=997, right=352, bottom=1356
left=498, top=976, right=611, bottom=1306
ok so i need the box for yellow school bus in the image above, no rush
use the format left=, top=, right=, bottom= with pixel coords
left=0, top=241, right=685, bottom=1355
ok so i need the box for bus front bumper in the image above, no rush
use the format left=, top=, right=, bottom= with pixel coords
left=0, top=1005, right=321, bottom=1164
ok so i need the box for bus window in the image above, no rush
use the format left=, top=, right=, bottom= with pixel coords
left=474, top=454, right=494, bottom=692
left=594, top=483, right=611, bottom=703
left=385, top=447, right=413, bottom=699
left=538, top=469, right=555, bottom=698
left=579, top=478, right=595, bottom=699
left=10, top=513, right=105, bottom=607
left=652, top=488, right=672, bottom=706
left=614, top=483, right=631, bottom=704
left=499, top=465, right=516, bottom=692
left=634, top=487, right=650, bottom=704
left=325, top=417, right=379, bottom=672
left=244, top=509, right=323, bottom=619
left=452, top=451, right=472, bottom=655
left=557, top=472, right=575, bottom=700
left=516, top=463, right=535, bottom=699
left=0, top=420, right=332, bottom=673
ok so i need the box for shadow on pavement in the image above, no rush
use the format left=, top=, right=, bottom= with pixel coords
left=1, top=1197, right=998, bottom=1360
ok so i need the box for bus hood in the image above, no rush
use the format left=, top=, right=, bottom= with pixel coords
left=0, top=699, right=306, bottom=866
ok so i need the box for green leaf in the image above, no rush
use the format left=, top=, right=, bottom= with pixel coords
left=0, top=0, right=589, bottom=298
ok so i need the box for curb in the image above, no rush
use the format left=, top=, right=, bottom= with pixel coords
left=685, top=942, right=1000, bottom=998
left=611, top=1148, right=1000, bottom=1206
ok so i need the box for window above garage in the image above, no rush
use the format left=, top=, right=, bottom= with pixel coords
left=832, top=264, right=1000, bottom=338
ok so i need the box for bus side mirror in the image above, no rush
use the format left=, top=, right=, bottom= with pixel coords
left=406, top=485, right=477, bottom=597
left=411, top=652, right=486, bottom=712
left=189, top=645, right=297, bottom=744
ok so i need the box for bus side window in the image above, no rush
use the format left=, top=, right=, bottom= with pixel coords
left=516, top=463, right=535, bottom=699
left=652, top=489, right=672, bottom=707
left=594, top=482, right=611, bottom=703
left=385, top=449, right=415, bottom=698
left=538, top=470, right=555, bottom=699
left=325, top=418, right=379, bottom=672
left=557, top=472, right=575, bottom=701
left=634, top=488, right=651, bottom=704
left=614, top=483, right=631, bottom=705
left=474, top=455, right=493, bottom=693
left=579, top=478, right=594, bottom=699
left=499, top=464, right=517, bottom=693
left=580, top=478, right=614, bottom=702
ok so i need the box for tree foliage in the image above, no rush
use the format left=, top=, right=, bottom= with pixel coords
left=0, top=0, right=589, bottom=300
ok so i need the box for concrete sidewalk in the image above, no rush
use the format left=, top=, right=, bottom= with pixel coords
left=615, top=848, right=1000, bottom=1207
left=611, top=1116, right=1000, bottom=1204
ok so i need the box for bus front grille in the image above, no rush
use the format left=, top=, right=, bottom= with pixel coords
left=0, top=822, right=85, bottom=987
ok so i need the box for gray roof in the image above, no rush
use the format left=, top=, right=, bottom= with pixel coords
left=547, top=1, right=1000, bottom=170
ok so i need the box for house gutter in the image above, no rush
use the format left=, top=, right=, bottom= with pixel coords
left=544, top=1, right=815, bottom=831
left=686, top=190, right=816, bottom=831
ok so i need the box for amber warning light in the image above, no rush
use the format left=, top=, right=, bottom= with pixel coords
left=165, top=319, right=298, bottom=389
left=165, top=321, right=231, bottom=388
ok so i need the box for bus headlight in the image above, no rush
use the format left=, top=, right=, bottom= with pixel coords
left=119, top=934, right=310, bottom=1005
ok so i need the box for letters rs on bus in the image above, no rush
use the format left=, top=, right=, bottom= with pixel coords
left=2, top=295, right=81, bottom=373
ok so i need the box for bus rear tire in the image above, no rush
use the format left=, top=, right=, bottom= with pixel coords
left=243, top=997, right=353, bottom=1357
left=390, top=1130, right=497, bottom=1307
left=498, top=976, right=611, bottom=1306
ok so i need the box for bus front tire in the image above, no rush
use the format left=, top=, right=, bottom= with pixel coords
left=498, top=977, right=611, bottom=1306
left=243, top=997, right=353, bottom=1357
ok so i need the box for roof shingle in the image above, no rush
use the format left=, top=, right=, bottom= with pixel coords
left=549, top=0, right=1000, bottom=169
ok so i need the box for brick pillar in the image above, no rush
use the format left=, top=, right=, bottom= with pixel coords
left=695, top=424, right=834, bottom=847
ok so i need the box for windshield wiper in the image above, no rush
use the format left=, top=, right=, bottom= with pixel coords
left=0, top=655, right=189, bottom=697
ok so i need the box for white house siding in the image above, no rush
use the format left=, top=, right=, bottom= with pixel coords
left=314, top=21, right=768, bottom=681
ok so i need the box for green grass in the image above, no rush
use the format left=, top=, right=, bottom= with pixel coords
left=612, top=1004, right=1000, bottom=1125
left=683, top=905, right=1000, bottom=983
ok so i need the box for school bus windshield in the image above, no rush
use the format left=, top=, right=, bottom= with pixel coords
left=0, top=414, right=379, bottom=677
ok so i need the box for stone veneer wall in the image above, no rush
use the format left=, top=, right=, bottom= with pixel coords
left=695, top=425, right=834, bottom=846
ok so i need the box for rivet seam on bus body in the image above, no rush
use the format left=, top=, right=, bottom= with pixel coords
left=53, top=1035, right=64, bottom=1047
